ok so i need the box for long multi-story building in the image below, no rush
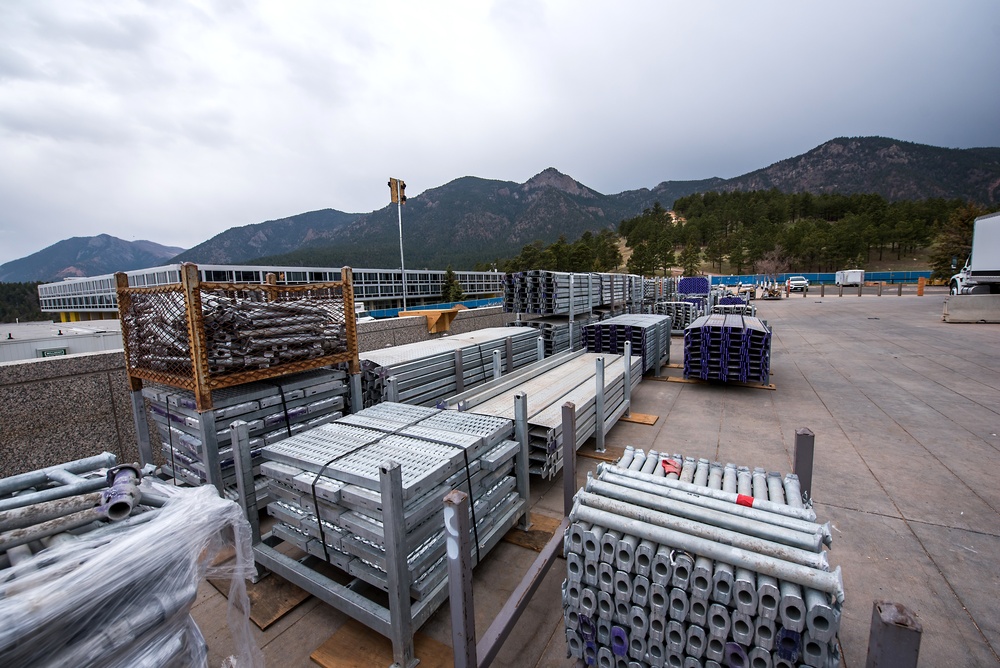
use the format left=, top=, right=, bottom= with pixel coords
left=37, top=264, right=504, bottom=321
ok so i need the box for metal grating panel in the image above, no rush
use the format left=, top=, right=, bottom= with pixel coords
left=355, top=402, right=441, bottom=423
left=415, top=410, right=513, bottom=448
left=327, top=436, right=467, bottom=499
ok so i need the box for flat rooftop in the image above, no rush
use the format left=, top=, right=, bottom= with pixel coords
left=194, top=289, right=1000, bottom=667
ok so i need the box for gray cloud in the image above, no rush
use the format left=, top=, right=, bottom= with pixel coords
left=1, top=0, right=999, bottom=266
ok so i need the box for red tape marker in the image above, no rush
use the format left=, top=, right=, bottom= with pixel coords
left=661, top=459, right=682, bottom=476
left=736, top=494, right=755, bottom=508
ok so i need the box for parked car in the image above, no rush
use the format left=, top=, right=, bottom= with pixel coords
left=787, top=276, right=810, bottom=291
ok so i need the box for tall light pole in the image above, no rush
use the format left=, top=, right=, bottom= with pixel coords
left=388, top=177, right=408, bottom=311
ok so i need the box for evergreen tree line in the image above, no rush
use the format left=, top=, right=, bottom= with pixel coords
left=478, top=229, right=623, bottom=274
left=620, top=190, right=997, bottom=276
left=0, top=282, right=44, bottom=324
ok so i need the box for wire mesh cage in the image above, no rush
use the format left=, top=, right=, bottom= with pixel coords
left=117, top=263, right=360, bottom=410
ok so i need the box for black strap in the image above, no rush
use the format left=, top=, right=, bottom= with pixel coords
left=461, top=448, right=481, bottom=566
left=165, top=395, right=178, bottom=486
left=270, top=382, right=293, bottom=438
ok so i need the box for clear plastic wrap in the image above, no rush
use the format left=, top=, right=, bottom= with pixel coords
left=0, top=480, right=263, bottom=668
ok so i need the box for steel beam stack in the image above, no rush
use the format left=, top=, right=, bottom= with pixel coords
left=443, top=351, right=643, bottom=479
left=583, top=314, right=671, bottom=374
left=512, top=315, right=594, bottom=356
left=0, top=460, right=259, bottom=668
left=359, top=327, right=539, bottom=407
left=258, top=402, right=526, bottom=600
left=503, top=271, right=597, bottom=315
left=684, top=314, right=772, bottom=385
left=642, top=277, right=677, bottom=310
left=143, top=368, right=349, bottom=495
left=563, top=450, right=842, bottom=668
left=655, top=301, right=702, bottom=334
left=712, top=296, right=757, bottom=317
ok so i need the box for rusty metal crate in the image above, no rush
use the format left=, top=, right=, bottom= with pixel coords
left=117, top=263, right=360, bottom=410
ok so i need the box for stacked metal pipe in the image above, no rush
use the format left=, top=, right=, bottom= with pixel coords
left=654, top=301, right=702, bottom=334
left=259, top=402, right=526, bottom=599
left=583, top=314, right=671, bottom=373
left=144, top=368, right=349, bottom=489
left=0, top=458, right=261, bottom=668
left=563, top=449, right=842, bottom=668
left=684, top=314, right=772, bottom=385
left=360, top=327, right=539, bottom=407
left=442, top=351, right=643, bottom=479
left=124, top=291, right=347, bottom=374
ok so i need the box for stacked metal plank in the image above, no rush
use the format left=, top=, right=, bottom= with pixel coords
left=563, top=450, right=842, bottom=668
left=512, top=314, right=594, bottom=357
left=582, top=314, right=671, bottom=373
left=144, top=368, right=349, bottom=490
left=259, top=402, right=526, bottom=599
left=683, top=314, right=772, bottom=385
left=359, top=327, right=539, bottom=407
left=0, top=459, right=259, bottom=667
left=654, top=301, right=701, bottom=334
left=442, top=351, right=643, bottom=479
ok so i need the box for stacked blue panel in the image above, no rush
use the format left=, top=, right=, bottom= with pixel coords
left=682, top=314, right=772, bottom=385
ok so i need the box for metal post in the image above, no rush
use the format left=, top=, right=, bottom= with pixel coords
left=623, top=341, right=632, bottom=416
left=562, top=402, right=577, bottom=517
left=504, top=336, right=514, bottom=373
left=129, top=389, right=155, bottom=467
left=454, top=349, right=464, bottom=394
left=877, top=282, right=883, bottom=297
left=198, top=410, right=225, bottom=495
left=396, top=181, right=408, bottom=312
left=794, top=428, right=815, bottom=505
left=595, top=357, right=606, bottom=453
left=838, top=284, right=843, bottom=297
left=492, top=349, right=502, bottom=380
left=444, top=490, right=476, bottom=668
left=857, top=284, right=863, bottom=297
left=537, top=336, right=545, bottom=361
left=230, top=420, right=261, bottom=546
left=569, top=274, right=575, bottom=351
left=514, top=393, right=531, bottom=530
left=897, top=283, right=903, bottom=297
left=866, top=600, right=922, bottom=668
left=379, top=460, right=417, bottom=668
left=387, top=376, right=399, bottom=403
left=349, top=373, right=363, bottom=413
left=820, top=284, right=825, bottom=297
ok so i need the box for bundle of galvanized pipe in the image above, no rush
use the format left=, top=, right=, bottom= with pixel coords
left=259, top=402, right=526, bottom=600
left=359, top=327, right=539, bottom=407
left=683, top=314, right=772, bottom=385
left=442, top=351, right=643, bottom=479
left=0, top=457, right=260, bottom=668
left=563, top=448, right=842, bottom=668
left=583, top=314, right=671, bottom=374
left=655, top=301, right=702, bottom=334
left=126, top=292, right=347, bottom=374
left=144, top=368, right=349, bottom=490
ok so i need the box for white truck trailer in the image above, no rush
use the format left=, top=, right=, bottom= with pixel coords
left=950, top=211, right=1000, bottom=295
left=835, top=269, right=865, bottom=287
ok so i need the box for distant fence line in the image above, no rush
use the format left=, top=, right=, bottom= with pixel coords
left=711, top=271, right=932, bottom=286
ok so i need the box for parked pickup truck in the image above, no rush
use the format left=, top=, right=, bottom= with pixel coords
left=950, top=211, right=1000, bottom=295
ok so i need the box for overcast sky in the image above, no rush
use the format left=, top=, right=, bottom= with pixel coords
left=2, top=1, right=999, bottom=266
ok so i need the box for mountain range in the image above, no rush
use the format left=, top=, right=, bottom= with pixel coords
left=0, top=235, right=184, bottom=283
left=4, top=136, right=999, bottom=282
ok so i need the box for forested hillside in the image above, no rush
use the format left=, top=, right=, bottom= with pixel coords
left=0, top=283, right=44, bottom=323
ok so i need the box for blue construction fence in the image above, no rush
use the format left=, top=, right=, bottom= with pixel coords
left=711, top=271, right=932, bottom=286
left=368, top=296, right=503, bottom=319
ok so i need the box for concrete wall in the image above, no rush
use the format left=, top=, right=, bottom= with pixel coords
left=0, top=307, right=517, bottom=478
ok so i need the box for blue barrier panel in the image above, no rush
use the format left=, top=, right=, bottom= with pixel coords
left=368, top=297, right=503, bottom=319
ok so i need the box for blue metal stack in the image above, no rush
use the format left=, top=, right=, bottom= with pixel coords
left=583, top=314, right=671, bottom=373
left=683, top=314, right=771, bottom=385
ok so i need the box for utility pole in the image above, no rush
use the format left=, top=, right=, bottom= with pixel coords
left=388, top=177, right=408, bottom=311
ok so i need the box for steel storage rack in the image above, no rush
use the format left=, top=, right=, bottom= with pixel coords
left=117, top=263, right=362, bottom=493
left=228, top=402, right=531, bottom=668
left=359, top=327, right=539, bottom=408
left=142, top=368, right=350, bottom=500
left=442, top=349, right=643, bottom=479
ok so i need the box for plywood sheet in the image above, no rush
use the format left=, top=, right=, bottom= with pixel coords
left=310, top=618, right=453, bottom=668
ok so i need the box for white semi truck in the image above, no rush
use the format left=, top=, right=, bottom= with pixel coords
left=950, top=211, right=1000, bottom=295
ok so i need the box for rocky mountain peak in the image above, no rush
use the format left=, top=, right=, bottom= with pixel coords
left=522, top=168, right=596, bottom=198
